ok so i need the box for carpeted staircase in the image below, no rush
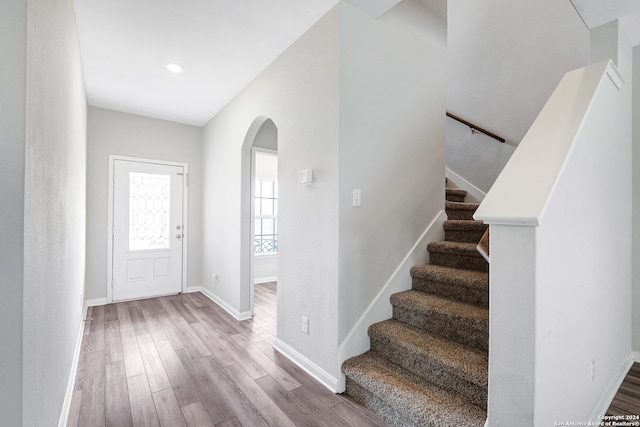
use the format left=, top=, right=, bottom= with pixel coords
left=341, top=186, right=489, bottom=427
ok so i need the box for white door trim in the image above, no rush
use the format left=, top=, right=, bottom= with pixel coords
left=107, top=155, right=189, bottom=303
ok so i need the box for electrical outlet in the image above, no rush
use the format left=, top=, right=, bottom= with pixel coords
left=591, top=359, right=596, bottom=383
left=352, top=189, right=361, bottom=207
left=301, top=316, right=309, bottom=334
left=212, top=273, right=219, bottom=288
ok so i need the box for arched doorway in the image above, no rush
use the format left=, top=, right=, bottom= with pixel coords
left=240, top=117, right=278, bottom=319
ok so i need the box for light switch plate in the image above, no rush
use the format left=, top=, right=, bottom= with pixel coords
left=300, top=169, right=313, bottom=185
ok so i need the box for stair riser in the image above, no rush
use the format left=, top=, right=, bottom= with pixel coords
left=345, top=379, right=419, bottom=427
left=392, top=306, right=488, bottom=352
left=412, top=278, right=488, bottom=308
left=446, top=209, right=476, bottom=220
left=446, top=194, right=466, bottom=203
left=445, top=229, right=486, bottom=243
left=370, top=338, right=487, bottom=408
left=429, top=252, right=489, bottom=273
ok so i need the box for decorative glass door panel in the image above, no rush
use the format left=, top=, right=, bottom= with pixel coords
left=128, top=172, right=172, bottom=251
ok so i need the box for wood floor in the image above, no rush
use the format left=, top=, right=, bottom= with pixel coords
left=67, top=282, right=388, bottom=427
left=607, top=362, right=640, bottom=417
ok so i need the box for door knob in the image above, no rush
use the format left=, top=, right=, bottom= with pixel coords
left=176, top=234, right=182, bottom=239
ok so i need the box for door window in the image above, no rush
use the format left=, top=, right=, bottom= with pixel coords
left=128, top=171, right=172, bottom=251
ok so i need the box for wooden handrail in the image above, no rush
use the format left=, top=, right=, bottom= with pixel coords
left=446, top=112, right=506, bottom=143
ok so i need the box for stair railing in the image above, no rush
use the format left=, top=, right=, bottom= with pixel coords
left=446, top=112, right=506, bottom=143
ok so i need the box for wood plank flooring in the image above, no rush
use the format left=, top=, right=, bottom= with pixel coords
left=67, top=283, right=388, bottom=426
left=607, top=362, right=640, bottom=417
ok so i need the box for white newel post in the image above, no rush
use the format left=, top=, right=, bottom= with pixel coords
left=486, top=225, right=537, bottom=425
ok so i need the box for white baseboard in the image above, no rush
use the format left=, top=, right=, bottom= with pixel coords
left=86, top=298, right=107, bottom=307
left=588, top=353, right=634, bottom=422
left=335, top=210, right=447, bottom=392
left=273, top=338, right=339, bottom=393
left=445, top=167, right=487, bottom=203
left=188, top=286, right=252, bottom=321
left=57, top=304, right=89, bottom=427
left=254, top=276, right=277, bottom=284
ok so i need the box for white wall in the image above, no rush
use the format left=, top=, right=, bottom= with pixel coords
left=22, top=0, right=87, bottom=424
left=591, top=22, right=639, bottom=363
left=0, top=1, right=26, bottom=425
left=202, top=0, right=448, bottom=386
left=338, top=0, right=446, bottom=342
left=253, top=255, right=277, bottom=283
left=85, top=107, right=203, bottom=301
left=252, top=118, right=278, bottom=151
left=591, top=21, right=622, bottom=66
left=445, top=116, right=516, bottom=193
left=448, top=0, right=589, bottom=145
left=633, top=45, right=640, bottom=351
left=202, top=5, right=340, bottom=377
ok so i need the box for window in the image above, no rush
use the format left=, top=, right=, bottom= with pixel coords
left=254, top=179, right=277, bottom=254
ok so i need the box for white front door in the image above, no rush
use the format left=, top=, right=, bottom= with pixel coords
left=112, top=159, right=184, bottom=301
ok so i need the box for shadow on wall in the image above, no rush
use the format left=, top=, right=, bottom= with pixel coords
left=446, top=116, right=516, bottom=193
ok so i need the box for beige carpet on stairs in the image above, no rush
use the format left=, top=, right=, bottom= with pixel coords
left=342, top=187, right=489, bottom=427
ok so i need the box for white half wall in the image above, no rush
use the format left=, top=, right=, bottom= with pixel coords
left=448, top=0, right=589, bottom=144
left=477, top=61, right=631, bottom=425
left=201, top=5, right=341, bottom=377
left=338, top=0, right=447, bottom=343
left=23, top=0, right=88, bottom=424
left=532, top=68, right=630, bottom=423
left=0, top=1, right=26, bottom=425
left=85, top=107, right=203, bottom=301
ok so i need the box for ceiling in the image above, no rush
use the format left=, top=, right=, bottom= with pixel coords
left=571, top=0, right=640, bottom=45
left=74, top=0, right=640, bottom=128
left=73, top=0, right=339, bottom=126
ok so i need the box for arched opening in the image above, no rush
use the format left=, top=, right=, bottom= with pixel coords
left=240, top=117, right=278, bottom=321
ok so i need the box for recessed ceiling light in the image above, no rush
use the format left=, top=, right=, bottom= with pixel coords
left=166, top=63, right=183, bottom=73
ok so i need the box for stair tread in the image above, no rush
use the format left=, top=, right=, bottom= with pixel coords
left=445, top=201, right=479, bottom=211
left=428, top=241, right=485, bottom=257
left=342, top=352, right=486, bottom=426
left=369, top=319, right=488, bottom=387
left=445, top=188, right=467, bottom=195
left=391, top=290, right=489, bottom=326
left=443, top=220, right=487, bottom=230
left=410, top=264, right=488, bottom=290
left=445, top=188, right=467, bottom=202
